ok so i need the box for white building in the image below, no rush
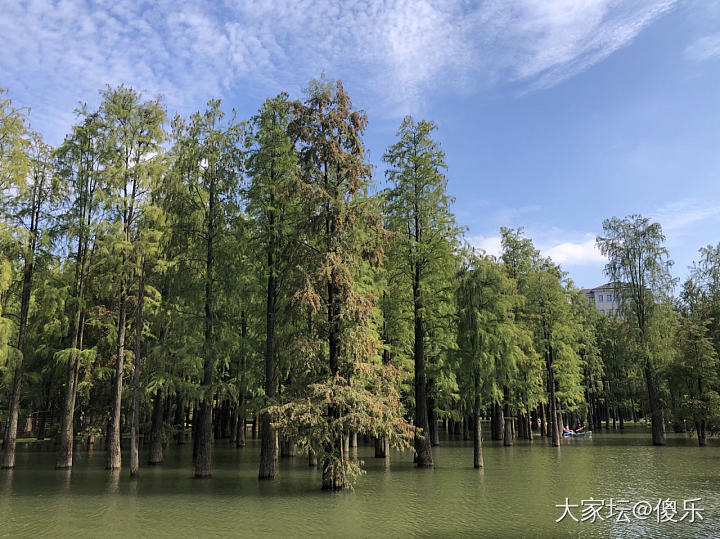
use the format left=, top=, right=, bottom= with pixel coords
left=582, top=283, right=620, bottom=316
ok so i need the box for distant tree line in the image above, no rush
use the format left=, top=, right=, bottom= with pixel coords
left=1, top=81, right=718, bottom=489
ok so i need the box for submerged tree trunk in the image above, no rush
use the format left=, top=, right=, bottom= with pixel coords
left=696, top=420, right=706, bottom=447
left=322, top=271, right=344, bottom=491
left=644, top=361, right=666, bottom=446
left=374, top=437, right=388, bottom=458
left=503, top=388, right=513, bottom=447
left=56, top=305, right=85, bottom=469
left=548, top=345, right=561, bottom=447
left=526, top=413, right=533, bottom=442
left=149, top=390, right=164, bottom=465
left=473, top=384, right=483, bottom=469
left=235, top=310, right=248, bottom=448
left=130, top=260, right=145, bottom=477
left=428, top=395, right=439, bottom=446
left=1, top=238, right=35, bottom=469
left=107, top=275, right=128, bottom=471
left=413, top=264, right=433, bottom=468
left=195, top=178, right=217, bottom=479
left=259, top=201, right=278, bottom=479
left=174, top=398, right=185, bottom=445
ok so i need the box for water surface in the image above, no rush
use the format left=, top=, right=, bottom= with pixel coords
left=1, top=427, right=717, bottom=537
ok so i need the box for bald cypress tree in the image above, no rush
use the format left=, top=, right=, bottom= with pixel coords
left=1, top=131, right=58, bottom=469
left=456, top=250, right=531, bottom=468
left=101, top=86, right=165, bottom=471
left=55, top=109, right=105, bottom=469
left=383, top=117, right=459, bottom=468
left=171, top=100, right=244, bottom=477
left=269, top=79, right=413, bottom=491
left=245, top=93, right=299, bottom=480
left=597, top=215, right=674, bottom=446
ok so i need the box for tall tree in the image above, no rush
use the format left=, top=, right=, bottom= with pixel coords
left=245, top=93, right=298, bottom=480
left=276, top=78, right=413, bottom=490
left=597, top=215, right=674, bottom=445
left=383, top=116, right=459, bottom=468
left=54, top=108, right=106, bottom=469
left=673, top=278, right=720, bottom=446
left=1, top=130, right=58, bottom=468
left=171, top=100, right=243, bottom=477
left=101, top=86, right=165, bottom=471
left=456, top=250, right=532, bottom=468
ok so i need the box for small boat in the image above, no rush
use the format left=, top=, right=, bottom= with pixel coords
left=563, top=430, right=592, bottom=437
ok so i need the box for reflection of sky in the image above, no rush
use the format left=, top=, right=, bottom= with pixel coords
left=3, top=1, right=720, bottom=290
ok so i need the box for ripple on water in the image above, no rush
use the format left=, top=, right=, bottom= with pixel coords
left=0, top=427, right=717, bottom=538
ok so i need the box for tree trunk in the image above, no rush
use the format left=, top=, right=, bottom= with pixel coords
left=174, top=398, right=185, bottom=445
left=56, top=307, right=85, bottom=469
left=412, top=262, right=433, bottom=468
left=130, top=261, right=145, bottom=477
left=644, top=362, right=666, bottom=446
left=195, top=177, right=217, bottom=479
left=696, top=420, right=706, bottom=447
left=107, top=277, right=127, bottom=470
left=259, top=194, right=278, bottom=479
left=548, top=347, right=561, bottom=447
left=149, top=391, right=164, bottom=465
left=374, top=437, right=388, bottom=458
left=503, top=388, right=513, bottom=447
left=236, top=310, right=247, bottom=448
left=1, top=251, right=34, bottom=469
left=473, top=384, right=483, bottom=468
left=236, top=413, right=246, bottom=448
left=428, top=394, right=439, bottom=446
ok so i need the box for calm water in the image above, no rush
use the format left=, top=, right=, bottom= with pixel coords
left=1, top=427, right=718, bottom=538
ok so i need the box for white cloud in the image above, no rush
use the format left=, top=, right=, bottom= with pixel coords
left=542, top=236, right=606, bottom=265
left=467, top=234, right=503, bottom=257
left=469, top=230, right=606, bottom=265
left=685, top=32, right=720, bottom=62
left=0, top=0, right=676, bottom=140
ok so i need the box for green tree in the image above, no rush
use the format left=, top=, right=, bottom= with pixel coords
left=597, top=215, right=675, bottom=445
left=383, top=116, right=459, bottom=468
left=54, top=108, right=106, bottom=469
left=275, top=78, right=412, bottom=490
left=672, top=278, right=720, bottom=445
left=456, top=250, right=532, bottom=467
left=99, top=86, right=165, bottom=471
left=171, top=100, right=244, bottom=477
left=1, top=130, right=59, bottom=468
left=244, top=93, right=299, bottom=479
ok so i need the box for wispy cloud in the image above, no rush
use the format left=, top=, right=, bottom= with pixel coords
left=650, top=198, right=720, bottom=231
left=0, top=0, right=676, bottom=139
left=685, top=32, right=720, bottom=62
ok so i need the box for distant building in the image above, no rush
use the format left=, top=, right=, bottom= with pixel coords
left=582, top=283, right=620, bottom=316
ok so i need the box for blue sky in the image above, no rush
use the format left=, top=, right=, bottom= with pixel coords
left=2, top=0, right=720, bottom=289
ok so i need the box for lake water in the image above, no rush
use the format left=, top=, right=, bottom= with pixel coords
left=1, top=426, right=717, bottom=537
